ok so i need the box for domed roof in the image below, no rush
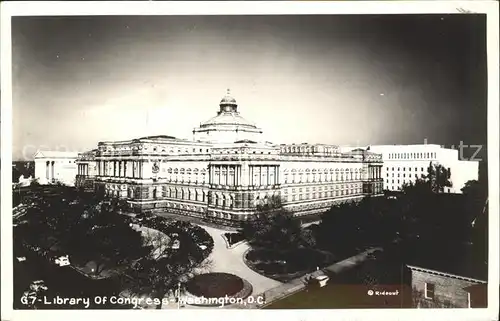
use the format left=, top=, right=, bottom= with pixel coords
left=200, top=112, right=257, bottom=129
left=220, top=94, right=237, bottom=105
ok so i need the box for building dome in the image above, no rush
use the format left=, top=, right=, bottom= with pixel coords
left=220, top=94, right=237, bottom=105
left=219, top=89, right=238, bottom=113
left=200, top=112, right=257, bottom=129
left=192, top=89, right=264, bottom=144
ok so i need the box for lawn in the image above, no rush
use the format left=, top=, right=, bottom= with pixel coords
left=245, top=248, right=334, bottom=282
left=224, top=232, right=246, bottom=247
left=186, top=272, right=245, bottom=298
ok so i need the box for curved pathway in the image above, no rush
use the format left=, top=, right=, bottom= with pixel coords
left=199, top=225, right=282, bottom=295
left=134, top=221, right=281, bottom=310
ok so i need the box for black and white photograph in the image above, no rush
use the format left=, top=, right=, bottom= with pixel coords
left=1, top=2, right=498, bottom=321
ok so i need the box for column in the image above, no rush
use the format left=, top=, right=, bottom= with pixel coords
left=51, top=161, right=55, bottom=181
left=267, top=166, right=270, bottom=186
left=226, top=165, right=229, bottom=186
left=240, top=163, right=248, bottom=187
left=250, top=166, right=253, bottom=186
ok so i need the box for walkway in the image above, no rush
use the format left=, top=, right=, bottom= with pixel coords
left=159, top=223, right=282, bottom=310
left=196, top=224, right=282, bottom=295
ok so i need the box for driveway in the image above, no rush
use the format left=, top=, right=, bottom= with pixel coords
left=198, top=225, right=282, bottom=295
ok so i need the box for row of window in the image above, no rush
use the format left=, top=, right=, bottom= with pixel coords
left=387, top=167, right=426, bottom=172
left=388, top=152, right=436, bottom=160
left=104, top=146, right=211, bottom=154
left=287, top=188, right=362, bottom=201
left=285, top=184, right=361, bottom=194
left=387, top=173, right=423, bottom=178
left=386, top=178, right=419, bottom=184
left=283, top=172, right=363, bottom=184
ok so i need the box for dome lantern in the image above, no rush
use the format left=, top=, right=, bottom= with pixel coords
left=219, top=88, right=238, bottom=113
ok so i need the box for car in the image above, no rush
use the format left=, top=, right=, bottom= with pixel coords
left=54, top=255, right=70, bottom=267
left=133, top=213, right=149, bottom=222
left=16, top=257, right=27, bottom=262
left=31, top=280, right=48, bottom=291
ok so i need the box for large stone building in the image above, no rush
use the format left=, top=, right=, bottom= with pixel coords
left=76, top=91, right=384, bottom=226
left=350, top=144, right=479, bottom=194
left=34, top=151, right=79, bottom=186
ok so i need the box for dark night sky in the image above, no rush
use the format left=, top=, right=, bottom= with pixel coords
left=11, top=14, right=487, bottom=160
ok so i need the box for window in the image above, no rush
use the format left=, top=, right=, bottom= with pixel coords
left=398, top=167, right=400, bottom=171
left=424, top=283, right=435, bottom=299
left=403, top=167, right=405, bottom=171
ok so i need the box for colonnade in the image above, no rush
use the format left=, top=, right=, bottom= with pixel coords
left=45, top=161, right=55, bottom=181
left=97, top=160, right=143, bottom=178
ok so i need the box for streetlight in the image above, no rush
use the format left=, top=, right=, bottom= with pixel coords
left=177, top=282, right=181, bottom=309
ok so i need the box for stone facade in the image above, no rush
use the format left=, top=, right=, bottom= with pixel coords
left=407, top=265, right=487, bottom=308
left=34, top=151, right=79, bottom=186
left=76, top=92, right=384, bottom=226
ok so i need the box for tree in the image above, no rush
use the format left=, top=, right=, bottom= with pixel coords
left=125, top=242, right=212, bottom=309
left=462, top=179, right=488, bottom=220
left=67, top=205, right=150, bottom=277
left=424, top=163, right=452, bottom=193
left=241, top=196, right=315, bottom=251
